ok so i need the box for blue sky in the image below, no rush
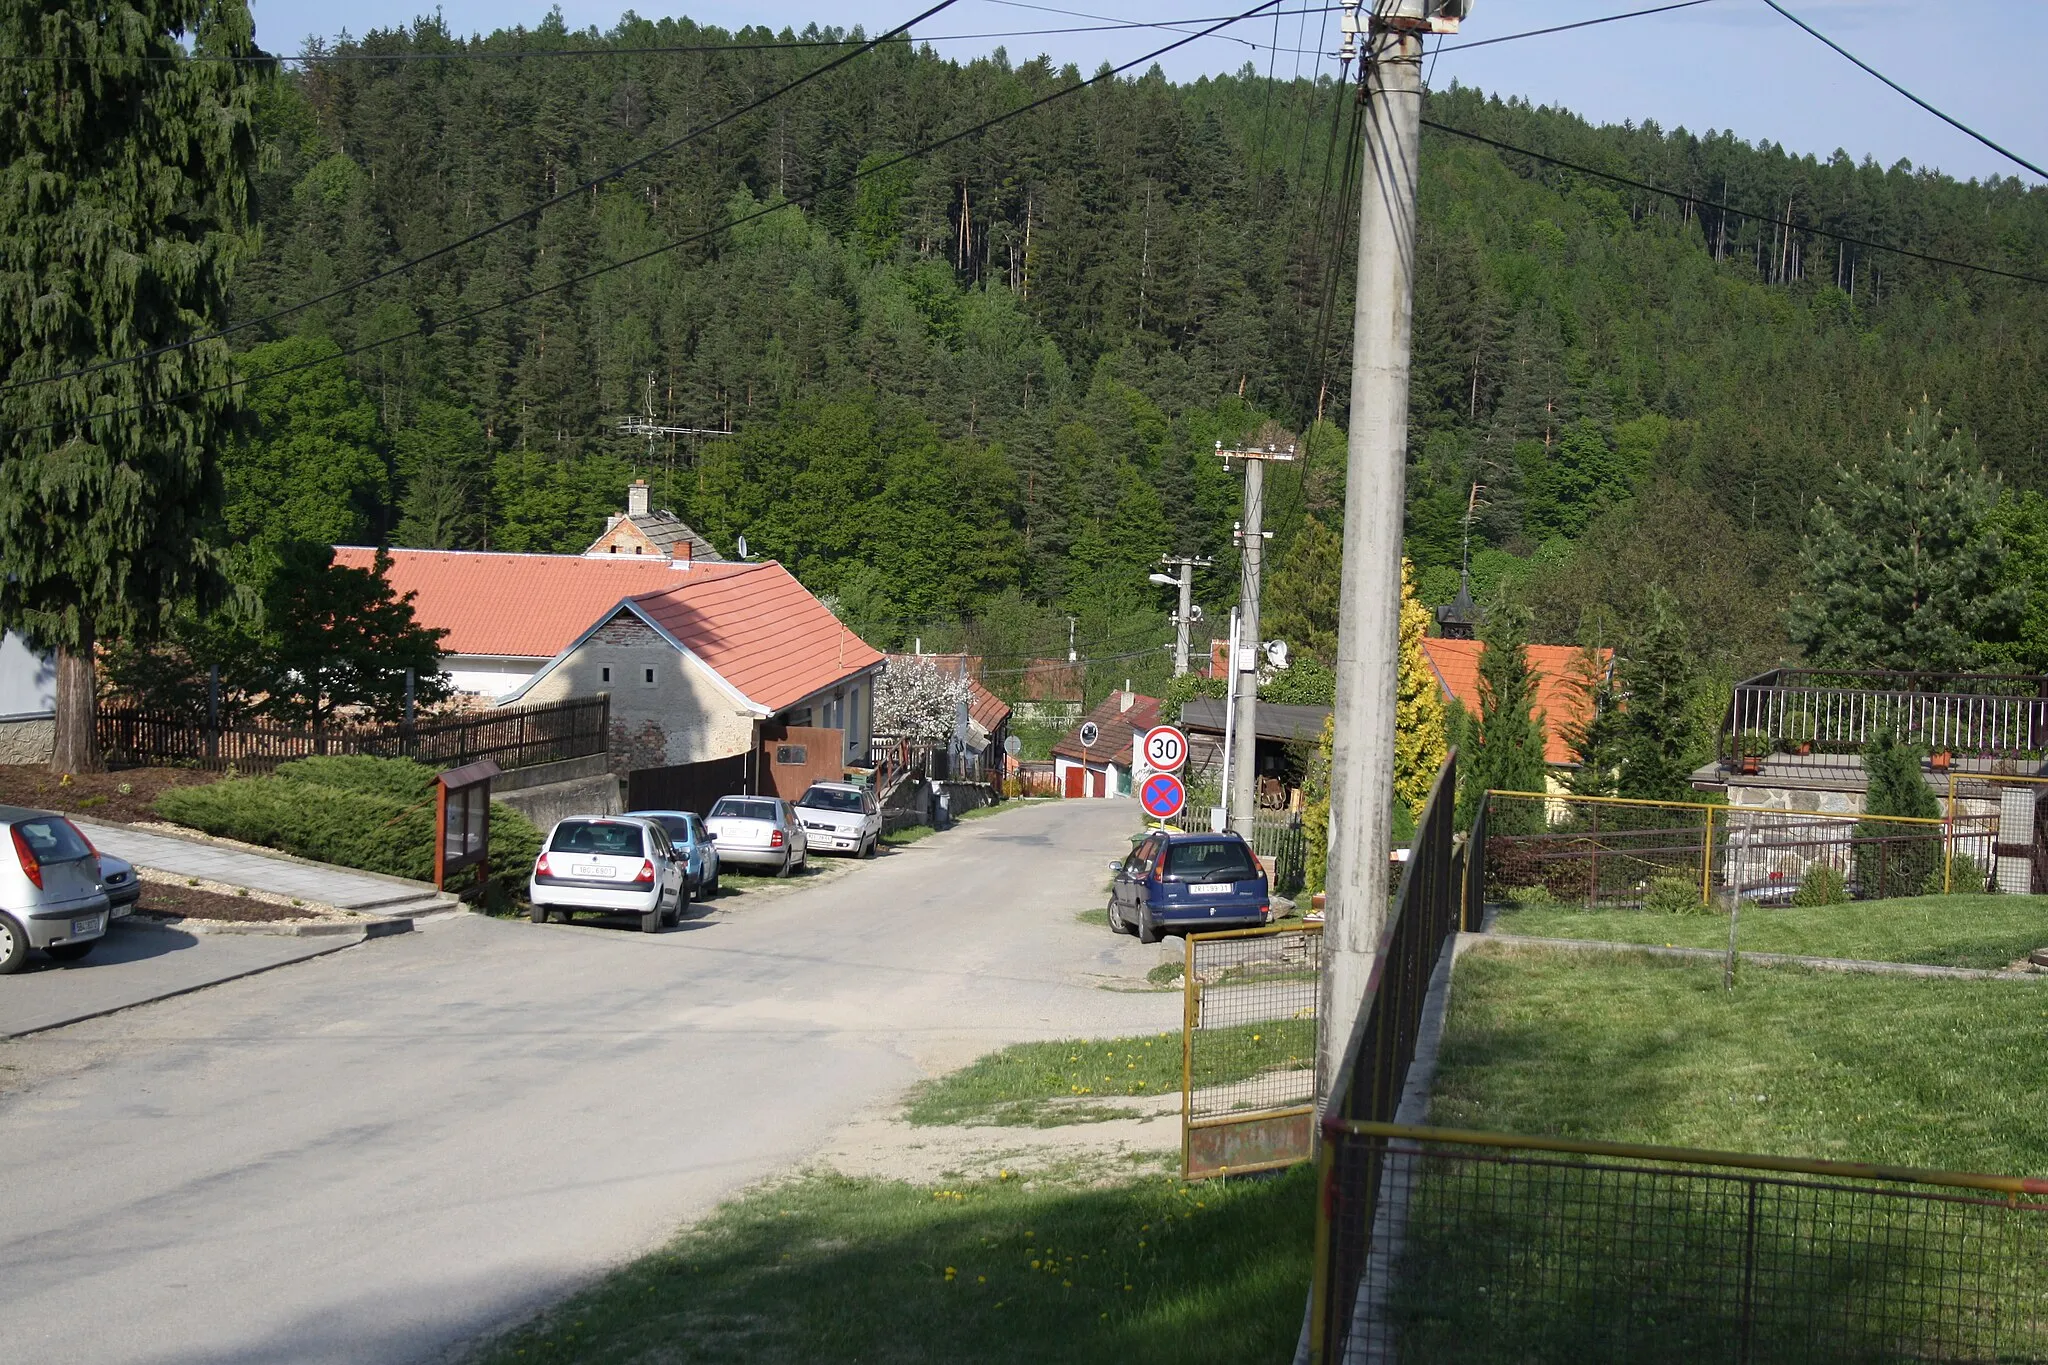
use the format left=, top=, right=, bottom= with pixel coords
left=248, top=0, right=2047, bottom=185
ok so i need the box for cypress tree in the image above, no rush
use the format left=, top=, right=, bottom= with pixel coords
left=1856, top=732, right=1940, bottom=898
left=1459, top=602, right=1548, bottom=832
left=0, top=0, right=267, bottom=770
left=1615, top=588, right=1700, bottom=802
left=1394, top=559, right=1449, bottom=818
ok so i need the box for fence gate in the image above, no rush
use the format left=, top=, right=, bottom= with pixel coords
left=1181, top=923, right=1323, bottom=1179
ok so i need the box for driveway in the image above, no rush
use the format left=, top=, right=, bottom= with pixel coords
left=0, top=799, right=1172, bottom=1365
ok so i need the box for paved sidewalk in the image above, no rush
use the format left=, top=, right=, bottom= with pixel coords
left=0, top=919, right=364, bottom=1037
left=72, top=819, right=445, bottom=912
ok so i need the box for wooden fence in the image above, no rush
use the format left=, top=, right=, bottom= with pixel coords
left=97, top=695, right=610, bottom=774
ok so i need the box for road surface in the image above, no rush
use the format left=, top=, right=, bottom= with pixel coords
left=0, top=800, right=1172, bottom=1365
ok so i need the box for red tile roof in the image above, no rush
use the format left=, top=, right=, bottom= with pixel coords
left=1052, top=692, right=1163, bottom=768
left=333, top=548, right=713, bottom=658
left=1421, top=638, right=1612, bottom=767
left=630, top=563, right=884, bottom=714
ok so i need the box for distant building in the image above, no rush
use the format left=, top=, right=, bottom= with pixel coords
left=1419, top=638, right=1610, bottom=770
left=584, top=479, right=723, bottom=562
left=1051, top=689, right=1161, bottom=798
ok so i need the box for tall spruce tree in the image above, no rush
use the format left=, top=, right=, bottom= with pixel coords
left=1615, top=588, right=1700, bottom=802
left=1856, top=731, right=1940, bottom=897
left=1788, top=406, right=2013, bottom=673
left=1459, top=602, right=1548, bottom=832
left=0, top=0, right=266, bottom=770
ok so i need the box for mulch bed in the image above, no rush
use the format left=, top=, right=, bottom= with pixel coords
left=133, top=882, right=320, bottom=924
left=0, top=765, right=221, bottom=824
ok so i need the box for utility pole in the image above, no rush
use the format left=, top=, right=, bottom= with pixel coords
left=1217, top=441, right=1294, bottom=838
left=1150, top=555, right=1213, bottom=677
left=1318, top=0, right=1464, bottom=1103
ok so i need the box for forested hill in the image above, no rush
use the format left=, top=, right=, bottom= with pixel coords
left=227, top=13, right=2048, bottom=691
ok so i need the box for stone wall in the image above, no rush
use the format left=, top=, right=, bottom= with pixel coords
left=0, top=717, right=54, bottom=765
left=493, top=773, right=622, bottom=831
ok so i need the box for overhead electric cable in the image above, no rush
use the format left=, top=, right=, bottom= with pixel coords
left=1758, top=0, right=2047, bottom=182
left=1430, top=0, right=1719, bottom=56
left=1421, top=118, right=2048, bottom=287
left=0, top=0, right=961, bottom=397
left=7, top=0, right=1288, bottom=440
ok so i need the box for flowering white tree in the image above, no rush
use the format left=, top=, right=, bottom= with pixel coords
left=875, top=657, right=970, bottom=745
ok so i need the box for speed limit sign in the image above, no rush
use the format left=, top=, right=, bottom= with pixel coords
left=1141, top=725, right=1188, bottom=773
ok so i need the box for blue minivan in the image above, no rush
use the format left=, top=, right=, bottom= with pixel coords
left=1107, top=830, right=1271, bottom=943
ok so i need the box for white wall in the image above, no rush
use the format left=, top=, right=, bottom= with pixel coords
left=515, top=612, right=757, bottom=770
left=0, top=632, right=55, bottom=720
left=445, top=655, right=544, bottom=702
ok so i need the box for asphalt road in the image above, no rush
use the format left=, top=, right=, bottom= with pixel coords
left=0, top=799, right=1174, bottom=1365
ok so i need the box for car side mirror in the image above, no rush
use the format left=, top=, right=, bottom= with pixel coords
left=704, top=832, right=717, bottom=841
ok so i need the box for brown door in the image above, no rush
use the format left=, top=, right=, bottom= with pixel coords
left=1090, top=768, right=1106, bottom=798
left=1064, top=764, right=1085, bottom=799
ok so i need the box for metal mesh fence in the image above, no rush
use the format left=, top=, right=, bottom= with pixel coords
left=1325, top=1124, right=2048, bottom=1364
left=1482, top=792, right=1996, bottom=909
left=1181, top=924, right=1322, bottom=1178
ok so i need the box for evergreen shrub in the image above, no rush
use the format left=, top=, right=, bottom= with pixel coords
left=1856, top=733, right=1940, bottom=898
left=1789, top=863, right=1849, bottom=906
left=1643, top=875, right=1707, bottom=915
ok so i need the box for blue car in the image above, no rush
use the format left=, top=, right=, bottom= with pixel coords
left=1107, top=830, right=1270, bottom=943
left=626, top=809, right=722, bottom=898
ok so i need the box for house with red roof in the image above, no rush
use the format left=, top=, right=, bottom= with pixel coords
left=333, top=547, right=884, bottom=777
left=1419, top=638, right=1611, bottom=770
left=1051, top=689, right=1162, bottom=798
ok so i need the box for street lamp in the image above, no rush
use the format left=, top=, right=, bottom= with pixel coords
left=1147, top=573, right=1179, bottom=588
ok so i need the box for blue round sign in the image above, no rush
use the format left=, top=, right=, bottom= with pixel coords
left=1141, top=772, right=1186, bottom=820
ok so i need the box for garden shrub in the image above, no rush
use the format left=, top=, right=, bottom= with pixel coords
left=1925, top=851, right=1990, bottom=896
left=157, top=757, right=540, bottom=898
left=1505, top=883, right=1557, bottom=908
left=1789, top=863, right=1849, bottom=907
left=1642, top=875, right=1706, bottom=914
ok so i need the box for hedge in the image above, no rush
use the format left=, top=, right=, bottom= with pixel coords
left=157, top=757, right=540, bottom=899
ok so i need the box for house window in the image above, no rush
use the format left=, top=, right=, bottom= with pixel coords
left=642, top=667, right=657, bottom=686
left=789, top=707, right=813, bottom=728
left=609, top=545, right=619, bottom=554
left=601, top=666, right=612, bottom=683
left=776, top=745, right=808, bottom=765
left=634, top=545, right=643, bottom=554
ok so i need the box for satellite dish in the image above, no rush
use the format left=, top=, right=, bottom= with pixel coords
left=735, top=534, right=750, bottom=560
left=1003, top=734, right=1022, bottom=757
left=1264, top=640, right=1290, bottom=671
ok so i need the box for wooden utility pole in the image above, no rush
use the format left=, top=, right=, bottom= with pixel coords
left=1217, top=442, right=1294, bottom=837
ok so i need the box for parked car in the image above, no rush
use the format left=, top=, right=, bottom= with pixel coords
left=528, top=816, right=687, bottom=933
left=99, top=853, right=139, bottom=919
left=794, top=781, right=882, bottom=858
left=0, top=807, right=112, bottom=974
left=625, top=809, right=721, bottom=897
left=704, top=795, right=807, bottom=877
left=1106, top=830, right=1271, bottom=944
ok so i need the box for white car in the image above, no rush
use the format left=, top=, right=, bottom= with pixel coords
left=794, top=781, right=882, bottom=858
left=705, top=796, right=808, bottom=877
left=528, top=816, right=687, bottom=932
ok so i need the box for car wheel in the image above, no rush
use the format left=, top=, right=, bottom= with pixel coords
left=777, top=856, right=793, bottom=879
left=661, top=906, right=679, bottom=928
left=862, top=835, right=878, bottom=860
left=641, top=908, right=663, bottom=933
left=1108, top=898, right=1129, bottom=935
left=0, top=913, right=24, bottom=974
left=530, top=901, right=548, bottom=924
left=707, top=868, right=720, bottom=897
left=1136, top=902, right=1162, bottom=945
left=46, top=940, right=93, bottom=962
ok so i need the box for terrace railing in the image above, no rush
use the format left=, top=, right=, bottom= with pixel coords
left=1722, top=668, right=2048, bottom=768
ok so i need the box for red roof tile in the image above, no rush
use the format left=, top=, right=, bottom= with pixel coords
left=1052, top=692, right=1163, bottom=768
left=630, top=563, right=884, bottom=714
left=1421, top=638, right=1612, bottom=767
left=333, top=547, right=713, bottom=658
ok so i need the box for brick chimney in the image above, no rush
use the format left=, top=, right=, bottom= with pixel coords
left=627, top=479, right=650, bottom=518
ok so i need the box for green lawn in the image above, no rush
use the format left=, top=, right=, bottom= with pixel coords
left=884, top=823, right=938, bottom=846
left=469, top=1163, right=1312, bottom=1365
left=905, top=1025, right=1313, bottom=1127
left=1493, top=893, right=2048, bottom=971
left=1432, top=945, right=2048, bottom=1172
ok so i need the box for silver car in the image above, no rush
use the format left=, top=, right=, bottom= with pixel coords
left=100, top=852, right=139, bottom=918
left=0, top=807, right=111, bottom=974
left=705, top=796, right=808, bottom=877
left=793, top=781, right=882, bottom=858
left=528, top=816, right=687, bottom=933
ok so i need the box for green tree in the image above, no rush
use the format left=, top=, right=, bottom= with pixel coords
left=1856, top=731, right=1939, bottom=898
left=223, top=336, right=386, bottom=554
left=1458, top=603, right=1548, bottom=832
left=0, top=0, right=266, bottom=769
left=1788, top=406, right=2013, bottom=673
left=1264, top=516, right=1342, bottom=667
left=1615, top=589, right=1700, bottom=802
left=1562, top=643, right=1622, bottom=797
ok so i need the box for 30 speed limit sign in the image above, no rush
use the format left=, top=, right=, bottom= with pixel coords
left=1141, top=725, right=1188, bottom=772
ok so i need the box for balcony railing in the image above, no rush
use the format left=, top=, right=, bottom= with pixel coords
left=1722, top=668, right=2048, bottom=766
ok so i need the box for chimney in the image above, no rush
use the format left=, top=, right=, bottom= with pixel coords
left=1119, top=684, right=1134, bottom=713
left=627, top=479, right=650, bottom=518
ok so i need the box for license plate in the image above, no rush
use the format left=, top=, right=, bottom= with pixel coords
left=571, top=864, right=615, bottom=878
left=71, top=916, right=99, bottom=936
left=1191, top=883, right=1232, bottom=895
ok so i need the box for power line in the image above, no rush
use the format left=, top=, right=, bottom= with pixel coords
left=7, top=0, right=1289, bottom=443
left=1758, top=0, right=2047, bottom=183
left=1431, top=0, right=1720, bottom=57
left=1422, top=118, right=2048, bottom=288
left=0, top=0, right=961, bottom=398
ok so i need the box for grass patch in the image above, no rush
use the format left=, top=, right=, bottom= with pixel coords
left=1494, top=893, right=2048, bottom=971
left=960, top=799, right=1053, bottom=822
left=1075, top=906, right=1110, bottom=927
left=468, top=1166, right=1313, bottom=1365
left=1434, top=945, right=2048, bottom=1171
left=1147, top=961, right=1185, bottom=987
left=906, top=1025, right=1311, bottom=1127
left=884, top=823, right=938, bottom=846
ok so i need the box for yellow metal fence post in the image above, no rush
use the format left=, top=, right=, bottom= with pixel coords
left=1701, top=805, right=1715, bottom=906
left=1180, top=932, right=1197, bottom=1179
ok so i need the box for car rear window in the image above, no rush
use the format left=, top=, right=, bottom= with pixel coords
left=548, top=821, right=647, bottom=856
left=1164, top=840, right=1258, bottom=881
left=14, top=816, right=92, bottom=862
left=798, top=788, right=865, bottom=813
left=646, top=815, right=694, bottom=844
left=710, top=798, right=780, bottom=823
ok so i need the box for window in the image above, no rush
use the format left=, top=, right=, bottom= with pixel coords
left=609, top=545, right=618, bottom=554
left=547, top=821, right=647, bottom=856
left=797, top=786, right=864, bottom=812
left=634, top=545, right=643, bottom=554
left=1163, top=839, right=1259, bottom=882
left=710, top=797, right=781, bottom=822
left=642, top=667, right=657, bottom=686
left=776, top=744, right=808, bottom=766
left=13, top=817, right=92, bottom=863
left=601, top=666, right=612, bottom=683
left=788, top=706, right=813, bottom=728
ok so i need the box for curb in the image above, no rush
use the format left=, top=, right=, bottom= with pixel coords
left=1476, top=933, right=2042, bottom=981
left=125, top=914, right=415, bottom=940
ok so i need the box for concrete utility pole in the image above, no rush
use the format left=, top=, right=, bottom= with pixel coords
left=1150, top=555, right=1213, bottom=677
left=1217, top=442, right=1294, bottom=838
left=1318, top=0, right=1463, bottom=1102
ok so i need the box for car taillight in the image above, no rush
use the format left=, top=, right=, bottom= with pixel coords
left=1153, top=846, right=1168, bottom=877
left=11, top=825, right=41, bottom=889
left=535, top=852, right=551, bottom=877
left=634, top=859, right=656, bottom=883
left=771, top=829, right=785, bottom=848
